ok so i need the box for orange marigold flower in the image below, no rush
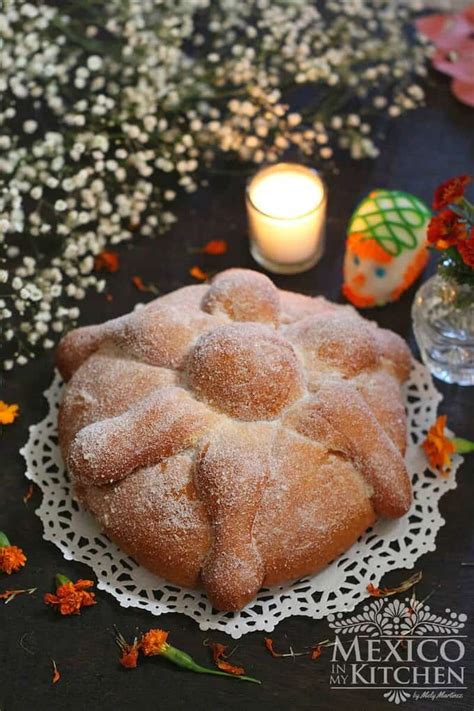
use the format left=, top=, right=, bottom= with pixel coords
left=457, top=229, right=474, bottom=268
left=44, top=576, right=96, bottom=615
left=433, top=175, right=472, bottom=210
left=422, top=415, right=456, bottom=476
left=210, top=642, right=245, bottom=676
left=0, top=401, right=20, bottom=425
left=94, top=251, right=120, bottom=273
left=427, top=210, right=467, bottom=249
left=0, top=543, right=27, bottom=575
left=114, top=628, right=142, bottom=669
left=120, top=644, right=140, bottom=669
left=201, top=240, right=228, bottom=255
left=189, top=265, right=209, bottom=281
left=138, top=628, right=260, bottom=683
left=141, top=629, right=169, bottom=656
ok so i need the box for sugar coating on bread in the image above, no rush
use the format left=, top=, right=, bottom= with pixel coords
left=57, top=268, right=412, bottom=611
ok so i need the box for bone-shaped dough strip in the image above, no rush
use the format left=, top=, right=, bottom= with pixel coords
left=68, top=387, right=218, bottom=486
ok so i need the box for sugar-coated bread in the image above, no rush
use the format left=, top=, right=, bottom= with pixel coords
left=57, top=268, right=412, bottom=611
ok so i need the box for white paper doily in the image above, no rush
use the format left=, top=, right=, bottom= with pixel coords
left=21, top=360, right=463, bottom=639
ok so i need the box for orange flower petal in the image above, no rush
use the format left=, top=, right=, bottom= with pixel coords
left=458, top=232, right=474, bottom=268
left=189, top=266, right=209, bottom=281
left=52, top=660, right=61, bottom=685
left=310, top=645, right=322, bottom=660
left=120, top=645, right=140, bottom=669
left=94, top=251, right=120, bottom=273
left=366, top=582, right=383, bottom=597
left=432, top=175, right=472, bottom=210
left=210, top=642, right=227, bottom=662
left=216, top=659, right=245, bottom=676
left=422, top=415, right=456, bottom=476
left=44, top=579, right=96, bottom=615
left=0, top=545, right=27, bottom=574
left=23, top=484, right=34, bottom=505
left=141, top=629, right=169, bottom=656
left=132, top=276, right=146, bottom=292
left=0, top=401, right=20, bottom=425
left=201, top=240, right=228, bottom=255
left=427, top=210, right=467, bottom=248
left=74, top=579, right=95, bottom=590
left=264, top=637, right=279, bottom=658
left=132, top=276, right=158, bottom=294
left=209, top=641, right=245, bottom=675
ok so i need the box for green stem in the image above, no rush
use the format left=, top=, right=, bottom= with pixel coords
left=55, top=573, right=71, bottom=587
left=452, top=438, right=474, bottom=454
left=164, top=645, right=261, bottom=684
left=0, top=532, right=11, bottom=547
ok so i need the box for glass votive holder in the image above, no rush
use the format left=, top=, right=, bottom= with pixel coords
left=246, top=162, right=327, bottom=275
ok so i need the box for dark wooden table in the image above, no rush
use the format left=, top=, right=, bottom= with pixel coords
left=2, top=80, right=474, bottom=711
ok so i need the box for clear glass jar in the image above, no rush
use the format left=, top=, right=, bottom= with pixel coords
left=412, top=273, right=474, bottom=386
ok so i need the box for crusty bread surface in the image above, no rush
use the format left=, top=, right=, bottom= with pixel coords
left=57, top=269, right=412, bottom=611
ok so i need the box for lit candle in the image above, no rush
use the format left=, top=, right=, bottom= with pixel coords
left=246, top=163, right=327, bottom=274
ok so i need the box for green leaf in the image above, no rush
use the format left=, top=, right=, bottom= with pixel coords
left=452, top=437, right=474, bottom=454
left=164, top=645, right=261, bottom=684
left=55, top=573, right=71, bottom=587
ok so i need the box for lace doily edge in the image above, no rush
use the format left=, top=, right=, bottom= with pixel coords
left=19, top=365, right=464, bottom=638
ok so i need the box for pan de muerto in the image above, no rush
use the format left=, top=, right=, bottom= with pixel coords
left=56, top=268, right=412, bottom=611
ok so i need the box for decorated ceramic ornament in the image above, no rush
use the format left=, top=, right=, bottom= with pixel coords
left=342, top=189, right=431, bottom=308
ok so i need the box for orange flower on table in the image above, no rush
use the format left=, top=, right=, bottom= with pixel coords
left=114, top=628, right=142, bottom=669
left=120, top=643, right=140, bottom=669
left=422, top=415, right=456, bottom=476
left=0, top=532, right=26, bottom=574
left=44, top=574, right=96, bottom=615
left=134, top=628, right=260, bottom=683
left=432, top=175, right=472, bottom=210
left=94, top=250, right=120, bottom=273
left=0, top=401, right=19, bottom=425
left=141, top=629, right=169, bottom=656
left=422, top=415, right=474, bottom=476
left=427, top=210, right=467, bottom=250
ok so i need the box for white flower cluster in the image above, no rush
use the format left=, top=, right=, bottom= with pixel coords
left=0, top=0, right=429, bottom=370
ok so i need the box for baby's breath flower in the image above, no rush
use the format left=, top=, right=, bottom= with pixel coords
left=0, top=0, right=429, bottom=371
